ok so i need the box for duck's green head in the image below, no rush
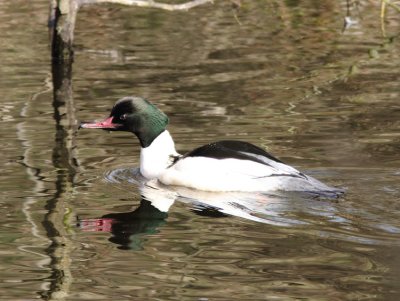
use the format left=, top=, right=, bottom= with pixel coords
left=80, top=96, right=169, bottom=148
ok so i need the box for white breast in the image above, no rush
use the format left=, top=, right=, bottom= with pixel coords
left=140, top=130, right=179, bottom=179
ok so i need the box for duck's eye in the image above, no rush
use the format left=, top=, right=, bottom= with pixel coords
left=120, top=114, right=128, bottom=120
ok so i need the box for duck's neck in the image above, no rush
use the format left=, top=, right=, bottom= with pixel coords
left=139, top=130, right=179, bottom=179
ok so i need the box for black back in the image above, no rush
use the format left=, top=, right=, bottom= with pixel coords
left=180, top=140, right=283, bottom=166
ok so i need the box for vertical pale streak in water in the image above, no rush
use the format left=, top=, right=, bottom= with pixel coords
left=16, top=75, right=53, bottom=292
left=40, top=59, right=79, bottom=300
left=16, top=59, right=80, bottom=299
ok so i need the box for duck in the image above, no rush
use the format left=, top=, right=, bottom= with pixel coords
left=80, top=96, right=342, bottom=195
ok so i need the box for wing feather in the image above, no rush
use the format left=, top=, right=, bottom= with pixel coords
left=176, top=140, right=304, bottom=179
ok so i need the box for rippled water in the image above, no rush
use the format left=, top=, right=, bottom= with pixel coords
left=1, top=0, right=400, bottom=300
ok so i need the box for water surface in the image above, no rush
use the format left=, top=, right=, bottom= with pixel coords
left=1, top=1, right=400, bottom=300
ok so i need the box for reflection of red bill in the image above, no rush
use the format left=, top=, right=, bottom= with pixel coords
left=79, top=218, right=114, bottom=232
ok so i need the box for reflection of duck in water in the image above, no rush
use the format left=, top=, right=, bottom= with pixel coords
left=102, top=199, right=168, bottom=250
left=78, top=174, right=342, bottom=250
left=78, top=197, right=169, bottom=250
left=77, top=185, right=231, bottom=250
left=80, top=97, right=343, bottom=196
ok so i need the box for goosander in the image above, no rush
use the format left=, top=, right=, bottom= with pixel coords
left=80, top=96, right=342, bottom=195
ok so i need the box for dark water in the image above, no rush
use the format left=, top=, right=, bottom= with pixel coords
left=1, top=0, right=400, bottom=300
